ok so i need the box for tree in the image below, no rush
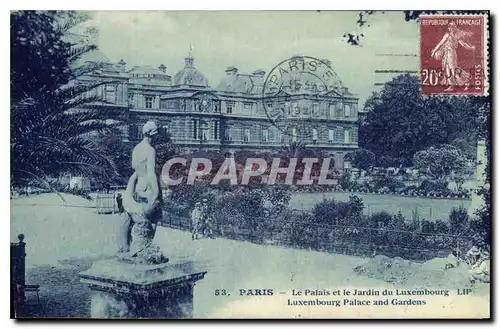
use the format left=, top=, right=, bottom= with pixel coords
left=345, top=148, right=375, bottom=171
left=11, top=11, right=124, bottom=187
left=153, top=130, right=178, bottom=177
left=95, top=133, right=133, bottom=184
left=471, top=98, right=491, bottom=248
left=413, top=145, right=467, bottom=181
left=359, top=74, right=479, bottom=166
left=450, top=137, right=477, bottom=160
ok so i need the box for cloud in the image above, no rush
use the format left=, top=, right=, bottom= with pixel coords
left=91, top=11, right=179, bottom=33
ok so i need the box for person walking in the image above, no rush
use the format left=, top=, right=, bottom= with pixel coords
left=191, top=202, right=203, bottom=240
left=467, top=247, right=490, bottom=283
left=116, top=193, right=124, bottom=213
left=201, top=199, right=215, bottom=239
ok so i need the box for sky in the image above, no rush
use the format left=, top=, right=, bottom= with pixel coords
left=84, top=11, right=420, bottom=104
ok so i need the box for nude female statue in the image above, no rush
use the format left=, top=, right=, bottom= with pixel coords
left=431, top=21, right=476, bottom=92
left=117, top=120, right=167, bottom=264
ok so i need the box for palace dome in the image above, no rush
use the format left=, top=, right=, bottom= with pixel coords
left=172, top=56, right=208, bottom=87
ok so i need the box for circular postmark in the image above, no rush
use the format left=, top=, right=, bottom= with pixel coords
left=262, top=55, right=344, bottom=138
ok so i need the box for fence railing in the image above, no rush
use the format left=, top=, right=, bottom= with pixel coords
left=161, top=213, right=473, bottom=261
left=95, top=193, right=118, bottom=214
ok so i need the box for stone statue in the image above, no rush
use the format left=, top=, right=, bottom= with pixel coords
left=117, top=120, right=168, bottom=265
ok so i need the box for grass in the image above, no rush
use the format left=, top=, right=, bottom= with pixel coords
left=290, top=191, right=471, bottom=221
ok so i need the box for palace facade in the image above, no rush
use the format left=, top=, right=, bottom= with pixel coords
left=79, top=48, right=359, bottom=169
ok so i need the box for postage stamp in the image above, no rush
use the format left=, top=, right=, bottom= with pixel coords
left=420, top=14, right=489, bottom=96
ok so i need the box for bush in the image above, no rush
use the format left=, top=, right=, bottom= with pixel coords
left=369, top=211, right=393, bottom=228
left=448, top=206, right=470, bottom=236
left=372, top=175, right=405, bottom=193
left=346, top=148, right=376, bottom=171
left=419, top=180, right=449, bottom=194
left=434, top=219, right=450, bottom=234
left=312, top=194, right=365, bottom=226
left=339, top=170, right=357, bottom=191
left=168, top=183, right=208, bottom=212
left=261, top=185, right=291, bottom=217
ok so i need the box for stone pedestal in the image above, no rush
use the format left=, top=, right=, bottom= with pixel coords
left=79, top=259, right=207, bottom=319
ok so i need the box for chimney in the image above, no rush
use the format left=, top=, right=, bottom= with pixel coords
left=158, top=64, right=167, bottom=73
left=116, top=59, right=126, bottom=72
left=225, top=66, right=238, bottom=76
left=252, top=69, right=266, bottom=77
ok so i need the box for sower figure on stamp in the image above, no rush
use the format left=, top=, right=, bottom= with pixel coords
left=117, top=120, right=168, bottom=264
left=431, top=21, right=476, bottom=92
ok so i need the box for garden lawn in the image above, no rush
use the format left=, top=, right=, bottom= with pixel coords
left=290, top=191, right=471, bottom=221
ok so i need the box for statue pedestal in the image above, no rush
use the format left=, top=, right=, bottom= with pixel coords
left=79, top=259, right=207, bottom=319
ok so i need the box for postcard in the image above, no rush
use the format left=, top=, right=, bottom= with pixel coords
left=10, top=10, right=490, bottom=319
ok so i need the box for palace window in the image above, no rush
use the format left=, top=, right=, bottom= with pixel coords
left=244, top=128, right=250, bottom=142
left=213, top=121, right=220, bottom=140
left=292, top=127, right=297, bottom=142
left=336, top=102, right=343, bottom=118
left=192, top=119, right=198, bottom=139
left=200, top=124, right=208, bottom=141
left=269, top=128, right=275, bottom=142
left=344, top=104, right=351, bottom=117
left=335, top=127, right=344, bottom=141
left=145, top=96, right=153, bottom=109
left=226, top=101, right=234, bottom=114
left=223, top=126, right=231, bottom=141
left=329, top=104, right=336, bottom=118
left=312, top=128, right=318, bottom=143
left=193, top=119, right=208, bottom=140
left=328, top=129, right=334, bottom=143
left=344, top=129, right=351, bottom=144
left=350, top=103, right=358, bottom=117
left=262, top=129, right=269, bottom=143
left=352, top=129, right=358, bottom=143
left=105, top=84, right=116, bottom=103
left=162, top=124, right=169, bottom=138
left=312, top=103, right=319, bottom=117
left=244, top=102, right=252, bottom=113
left=291, top=102, right=299, bottom=116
